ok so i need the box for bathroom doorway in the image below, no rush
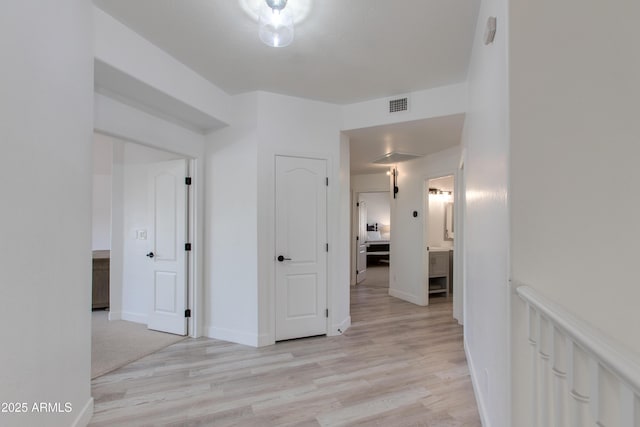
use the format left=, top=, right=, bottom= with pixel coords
left=425, top=175, right=455, bottom=306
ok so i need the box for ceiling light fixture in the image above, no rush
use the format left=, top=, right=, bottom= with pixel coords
left=259, top=0, right=294, bottom=47
left=373, top=152, right=424, bottom=165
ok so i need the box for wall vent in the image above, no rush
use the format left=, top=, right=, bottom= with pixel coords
left=389, top=97, right=409, bottom=113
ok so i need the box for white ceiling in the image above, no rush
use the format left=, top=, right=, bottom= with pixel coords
left=346, top=114, right=465, bottom=174
left=93, top=0, right=479, bottom=104
left=93, top=0, right=478, bottom=174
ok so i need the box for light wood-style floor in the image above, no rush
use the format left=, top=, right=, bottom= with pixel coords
left=90, top=266, right=480, bottom=426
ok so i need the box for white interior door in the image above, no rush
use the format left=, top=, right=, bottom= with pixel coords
left=275, top=155, right=327, bottom=341
left=147, top=159, right=188, bottom=335
left=356, top=200, right=367, bottom=283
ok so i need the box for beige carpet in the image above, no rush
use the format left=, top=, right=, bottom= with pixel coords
left=91, top=311, right=185, bottom=379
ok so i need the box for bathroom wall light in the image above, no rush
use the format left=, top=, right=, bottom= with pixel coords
left=259, top=0, right=294, bottom=47
left=429, top=188, right=452, bottom=196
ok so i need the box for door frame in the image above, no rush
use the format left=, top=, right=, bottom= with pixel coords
left=455, top=156, right=465, bottom=325
left=353, top=190, right=392, bottom=285
left=355, top=199, right=368, bottom=284
left=97, top=130, right=202, bottom=339
left=269, top=153, right=331, bottom=344
left=350, top=187, right=391, bottom=286
left=422, top=170, right=460, bottom=314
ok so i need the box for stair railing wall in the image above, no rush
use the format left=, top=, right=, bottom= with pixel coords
left=515, top=284, right=640, bottom=427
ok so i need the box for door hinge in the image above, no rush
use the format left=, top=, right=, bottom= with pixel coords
left=325, top=309, right=329, bottom=318
left=326, top=177, right=329, bottom=186
left=356, top=236, right=359, bottom=241
left=356, top=202, right=359, bottom=207
left=326, top=243, right=329, bottom=252
left=185, top=177, right=192, bottom=185
left=185, top=309, right=191, bottom=318
left=185, top=243, right=192, bottom=251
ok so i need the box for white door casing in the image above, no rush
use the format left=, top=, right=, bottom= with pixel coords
left=424, top=180, right=431, bottom=305
left=147, top=159, right=188, bottom=335
left=356, top=200, right=367, bottom=283
left=275, top=155, right=328, bottom=341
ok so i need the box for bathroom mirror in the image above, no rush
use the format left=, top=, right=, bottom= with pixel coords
left=444, top=202, right=454, bottom=240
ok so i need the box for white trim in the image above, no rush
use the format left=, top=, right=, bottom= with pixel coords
left=329, top=316, right=351, bottom=336
left=454, top=157, right=465, bottom=325
left=70, top=397, right=94, bottom=427
left=257, top=333, right=273, bottom=347
left=465, top=338, right=492, bottom=427
left=107, top=311, right=121, bottom=321
left=207, top=326, right=261, bottom=348
left=516, top=283, right=640, bottom=395
left=191, top=157, right=204, bottom=338
left=388, top=287, right=427, bottom=306
left=121, top=311, right=148, bottom=324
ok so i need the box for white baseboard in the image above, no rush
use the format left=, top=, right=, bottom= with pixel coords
left=121, top=311, right=148, bottom=324
left=388, top=287, right=427, bottom=306
left=108, top=311, right=121, bottom=321
left=71, top=397, right=93, bottom=427
left=328, top=316, right=351, bottom=336
left=465, top=337, right=490, bottom=427
left=207, top=325, right=260, bottom=347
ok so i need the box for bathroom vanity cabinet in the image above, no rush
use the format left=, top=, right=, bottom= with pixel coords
left=428, top=250, right=450, bottom=297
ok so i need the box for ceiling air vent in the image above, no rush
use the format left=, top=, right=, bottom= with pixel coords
left=389, top=97, right=408, bottom=113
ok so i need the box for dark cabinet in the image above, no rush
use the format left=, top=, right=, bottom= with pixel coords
left=92, top=251, right=110, bottom=310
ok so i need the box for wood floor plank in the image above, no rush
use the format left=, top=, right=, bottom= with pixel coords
left=90, top=266, right=480, bottom=426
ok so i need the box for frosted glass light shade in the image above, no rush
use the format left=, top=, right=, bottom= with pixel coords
left=259, top=6, right=294, bottom=47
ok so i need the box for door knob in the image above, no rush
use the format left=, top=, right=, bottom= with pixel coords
left=277, top=255, right=292, bottom=262
left=146, top=252, right=155, bottom=258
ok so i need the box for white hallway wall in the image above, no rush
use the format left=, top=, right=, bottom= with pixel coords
left=0, top=1, right=94, bottom=426
left=509, top=0, right=640, bottom=425
left=510, top=0, right=640, bottom=352
left=460, top=0, right=510, bottom=425
left=389, top=146, right=461, bottom=306
left=205, top=93, right=260, bottom=345
left=93, top=135, right=113, bottom=250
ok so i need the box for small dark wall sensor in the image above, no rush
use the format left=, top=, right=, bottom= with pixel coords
left=412, top=211, right=418, bottom=218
